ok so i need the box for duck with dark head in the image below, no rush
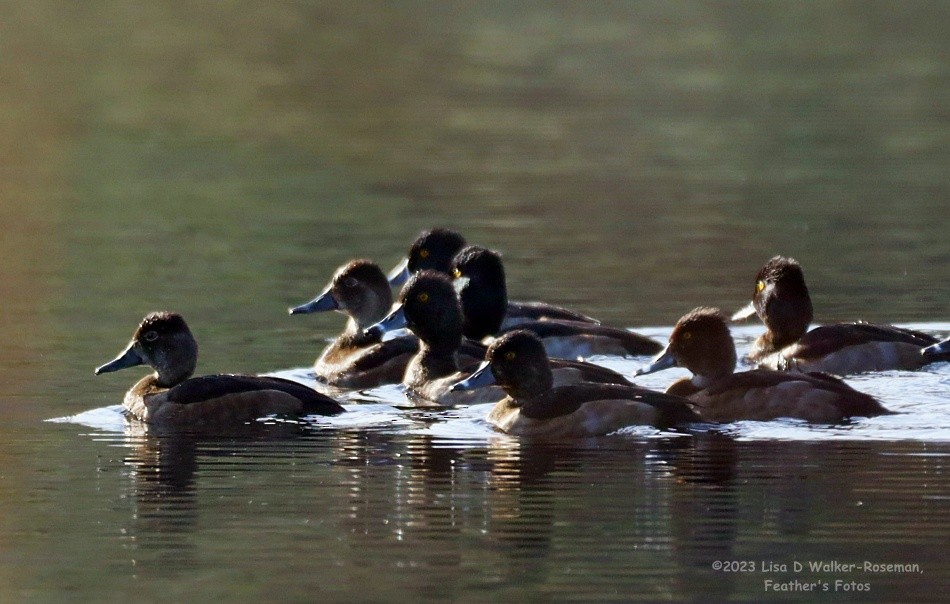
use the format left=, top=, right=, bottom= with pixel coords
left=387, top=227, right=600, bottom=329
left=452, top=330, right=700, bottom=438
left=96, top=312, right=344, bottom=426
left=733, top=256, right=942, bottom=374
left=452, top=245, right=662, bottom=358
left=366, top=271, right=633, bottom=405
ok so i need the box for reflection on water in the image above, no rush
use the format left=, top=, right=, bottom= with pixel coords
left=0, top=0, right=948, bottom=600
left=76, top=421, right=947, bottom=601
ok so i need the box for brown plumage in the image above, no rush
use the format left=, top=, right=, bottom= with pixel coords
left=638, top=307, right=890, bottom=423
left=96, top=312, right=344, bottom=425
left=732, top=256, right=939, bottom=374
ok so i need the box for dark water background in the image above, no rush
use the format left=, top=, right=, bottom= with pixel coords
left=1, top=2, right=948, bottom=601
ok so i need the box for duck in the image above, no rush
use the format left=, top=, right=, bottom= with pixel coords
left=288, top=259, right=418, bottom=388
left=386, top=227, right=600, bottom=328
left=922, top=337, right=950, bottom=363
left=95, top=312, right=344, bottom=425
left=366, top=272, right=633, bottom=405
left=636, top=307, right=891, bottom=423
left=366, top=270, right=505, bottom=406
left=732, top=256, right=942, bottom=374
left=451, top=245, right=662, bottom=357
left=451, top=330, right=701, bottom=437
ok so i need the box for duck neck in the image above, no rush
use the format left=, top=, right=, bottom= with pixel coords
left=502, top=362, right=553, bottom=402
left=405, top=341, right=461, bottom=388
left=338, top=317, right=380, bottom=348
left=153, top=343, right=197, bottom=388
left=763, top=294, right=813, bottom=350
left=461, top=279, right=508, bottom=340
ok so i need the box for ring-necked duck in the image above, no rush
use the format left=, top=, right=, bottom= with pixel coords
left=452, top=246, right=662, bottom=357
left=386, top=228, right=599, bottom=328
left=289, top=259, right=418, bottom=388
left=922, top=338, right=950, bottom=362
left=96, top=312, right=344, bottom=425
left=452, top=330, right=700, bottom=437
left=367, top=272, right=630, bottom=405
left=637, top=307, right=890, bottom=423
left=732, top=256, right=941, bottom=374
left=367, top=270, right=504, bottom=406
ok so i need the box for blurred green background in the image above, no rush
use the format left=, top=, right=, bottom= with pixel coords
left=0, top=0, right=947, bottom=402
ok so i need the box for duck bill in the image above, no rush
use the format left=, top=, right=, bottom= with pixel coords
left=730, top=301, right=757, bottom=322
left=364, top=304, right=408, bottom=338
left=289, top=287, right=339, bottom=315
left=635, top=345, right=678, bottom=376
left=387, top=258, right=411, bottom=287
left=450, top=361, right=495, bottom=392
left=452, top=276, right=470, bottom=295
left=95, top=343, right=145, bottom=375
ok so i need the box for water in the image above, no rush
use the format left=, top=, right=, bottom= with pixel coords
left=1, top=2, right=948, bottom=601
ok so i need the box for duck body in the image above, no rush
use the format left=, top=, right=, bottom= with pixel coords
left=313, top=332, right=418, bottom=388
left=922, top=338, right=950, bottom=363
left=454, top=330, right=700, bottom=438
left=734, top=256, right=940, bottom=374
left=754, top=322, right=938, bottom=374
left=368, top=270, right=506, bottom=406
left=507, top=318, right=663, bottom=358
left=639, top=307, right=890, bottom=423
left=290, top=259, right=419, bottom=388
left=123, top=373, right=344, bottom=426
left=664, top=369, right=887, bottom=424
left=487, top=383, right=701, bottom=438
left=451, top=245, right=660, bottom=357
left=97, top=312, right=344, bottom=426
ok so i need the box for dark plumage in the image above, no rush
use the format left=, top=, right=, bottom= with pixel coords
left=386, top=227, right=599, bottom=327
left=452, top=246, right=661, bottom=357
left=922, top=338, right=950, bottom=363
left=96, top=312, right=344, bottom=425
left=366, top=272, right=630, bottom=405
left=638, top=307, right=890, bottom=423
left=454, top=330, right=700, bottom=437
left=732, top=256, right=940, bottom=373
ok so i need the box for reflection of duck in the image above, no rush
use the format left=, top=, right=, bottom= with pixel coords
left=289, top=259, right=418, bottom=388
left=452, top=246, right=662, bottom=357
left=638, top=307, right=890, bottom=423
left=386, top=227, right=600, bottom=329
left=455, top=330, right=700, bottom=437
left=96, top=312, right=344, bottom=426
left=733, top=256, right=941, bottom=373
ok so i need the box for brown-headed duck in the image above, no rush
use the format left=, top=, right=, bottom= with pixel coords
left=289, top=259, right=418, bottom=388
left=638, top=307, right=890, bottom=423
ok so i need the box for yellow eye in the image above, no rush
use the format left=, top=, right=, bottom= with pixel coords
left=681, top=331, right=692, bottom=341
left=417, top=292, right=429, bottom=303
left=452, top=268, right=461, bottom=278
left=504, top=351, right=516, bottom=361
left=419, top=249, right=430, bottom=259
left=756, top=280, right=766, bottom=293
